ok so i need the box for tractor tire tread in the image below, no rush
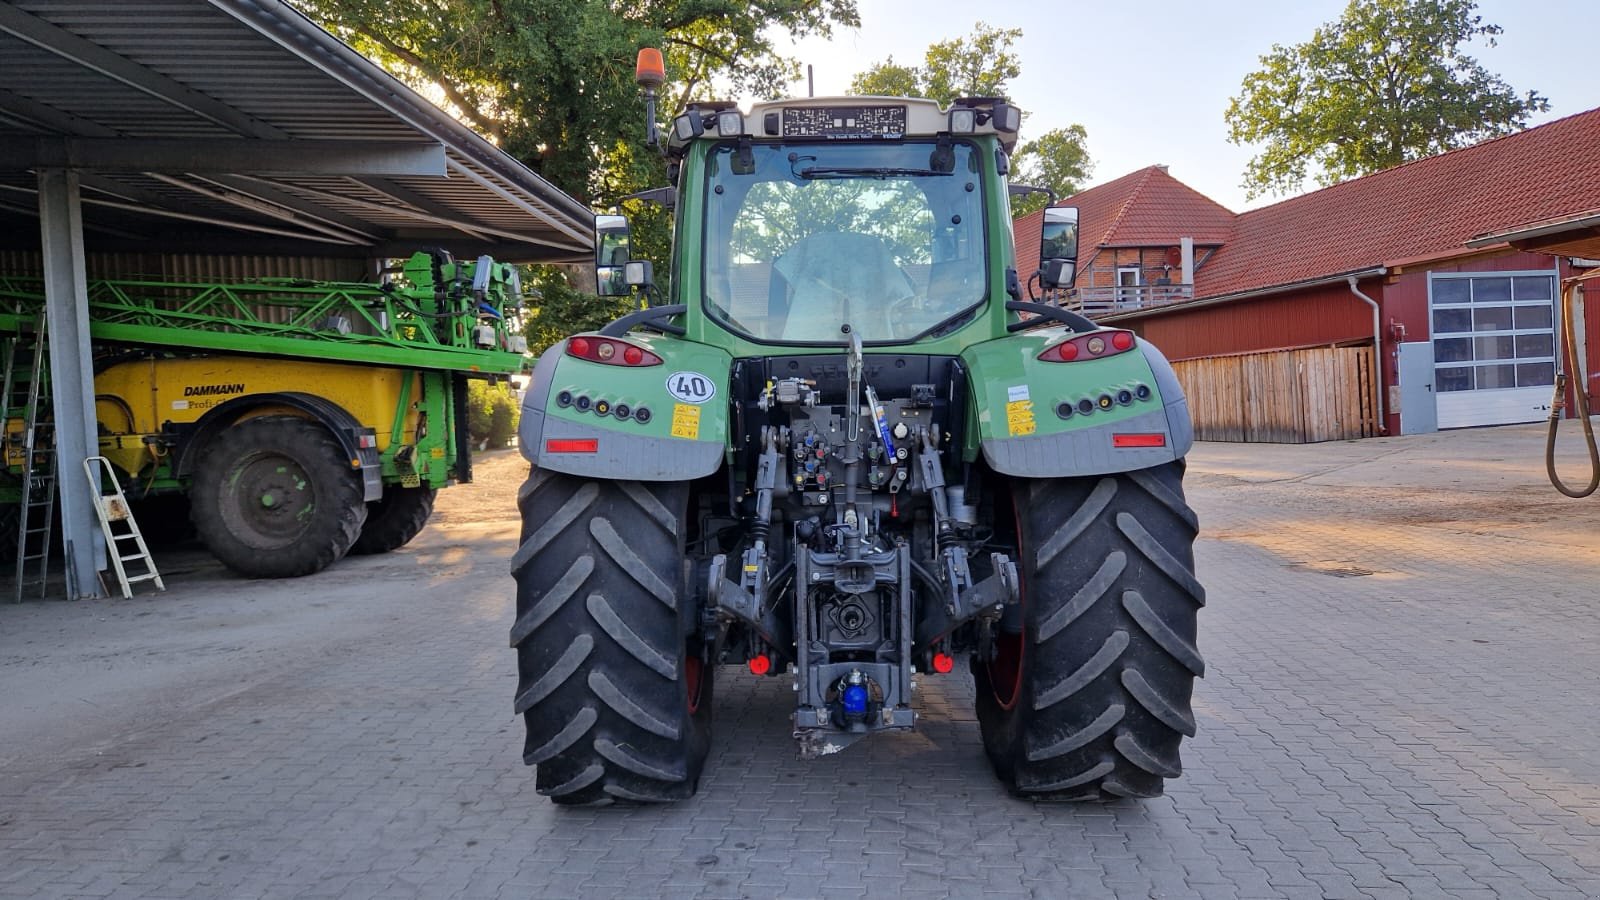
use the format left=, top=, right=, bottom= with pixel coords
left=976, top=460, right=1203, bottom=801
left=511, top=470, right=710, bottom=805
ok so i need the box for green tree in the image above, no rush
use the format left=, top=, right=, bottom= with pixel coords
left=921, top=23, right=1022, bottom=106
left=290, top=0, right=859, bottom=350
left=851, top=22, right=1091, bottom=216
left=521, top=266, right=636, bottom=357
left=465, top=380, right=520, bottom=448
left=849, top=22, right=1021, bottom=107
left=1225, top=0, right=1549, bottom=199
left=291, top=0, right=860, bottom=204
left=848, top=57, right=920, bottom=98
left=1011, top=125, right=1093, bottom=215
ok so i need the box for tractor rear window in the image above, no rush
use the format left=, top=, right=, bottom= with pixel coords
left=701, top=141, right=986, bottom=343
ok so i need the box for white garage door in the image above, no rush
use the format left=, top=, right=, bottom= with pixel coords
left=1431, top=270, right=1558, bottom=429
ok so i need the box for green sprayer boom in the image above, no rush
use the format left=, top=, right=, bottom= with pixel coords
left=0, top=251, right=528, bottom=374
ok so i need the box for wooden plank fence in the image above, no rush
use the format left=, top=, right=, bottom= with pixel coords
left=1172, top=345, right=1379, bottom=443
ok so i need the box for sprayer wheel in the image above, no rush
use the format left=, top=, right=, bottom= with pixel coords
left=350, top=485, right=436, bottom=555
left=190, top=416, right=366, bottom=578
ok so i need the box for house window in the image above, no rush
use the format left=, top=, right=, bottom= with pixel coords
left=1430, top=273, right=1556, bottom=393
left=1116, top=267, right=1140, bottom=308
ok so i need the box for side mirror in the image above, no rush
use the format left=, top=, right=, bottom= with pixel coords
left=595, top=214, right=631, bottom=297
left=1038, top=206, right=1079, bottom=290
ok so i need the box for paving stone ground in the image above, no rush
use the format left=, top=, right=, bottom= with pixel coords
left=2, top=425, right=1599, bottom=899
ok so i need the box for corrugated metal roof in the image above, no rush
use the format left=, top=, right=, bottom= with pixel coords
left=0, top=0, right=594, bottom=263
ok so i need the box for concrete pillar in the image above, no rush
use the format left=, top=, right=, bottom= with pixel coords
left=1180, top=237, right=1195, bottom=286
left=36, top=168, right=105, bottom=599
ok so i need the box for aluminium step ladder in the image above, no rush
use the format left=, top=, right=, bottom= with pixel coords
left=84, top=456, right=164, bottom=598
left=6, top=318, right=57, bottom=602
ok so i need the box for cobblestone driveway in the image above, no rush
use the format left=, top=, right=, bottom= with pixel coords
left=3, top=426, right=1599, bottom=899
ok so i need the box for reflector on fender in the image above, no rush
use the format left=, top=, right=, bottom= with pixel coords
left=546, top=438, right=599, bottom=453
left=1113, top=433, right=1166, bottom=448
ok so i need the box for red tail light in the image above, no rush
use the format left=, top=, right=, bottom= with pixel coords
left=1038, top=329, right=1137, bottom=363
left=566, top=336, right=662, bottom=366
left=1112, top=433, right=1166, bottom=448
left=545, top=438, right=599, bottom=453
left=748, top=654, right=771, bottom=675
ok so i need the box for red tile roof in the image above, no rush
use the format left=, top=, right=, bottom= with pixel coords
left=1012, top=105, right=1600, bottom=303
left=1013, top=166, right=1234, bottom=271
left=1199, top=105, right=1600, bottom=297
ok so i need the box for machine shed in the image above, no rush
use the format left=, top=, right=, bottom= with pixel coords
left=0, top=0, right=594, bottom=262
left=0, top=0, right=596, bottom=597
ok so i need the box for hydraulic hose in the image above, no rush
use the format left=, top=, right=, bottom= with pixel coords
left=1546, top=269, right=1600, bottom=497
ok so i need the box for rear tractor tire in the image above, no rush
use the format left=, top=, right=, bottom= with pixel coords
left=350, top=485, right=436, bottom=555
left=189, top=416, right=367, bottom=578
left=510, top=469, right=712, bottom=804
left=974, top=460, right=1205, bottom=800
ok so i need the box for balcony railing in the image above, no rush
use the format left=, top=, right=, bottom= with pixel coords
left=1051, top=283, right=1195, bottom=316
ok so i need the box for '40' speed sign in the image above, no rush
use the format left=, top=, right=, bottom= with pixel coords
left=666, top=371, right=716, bottom=404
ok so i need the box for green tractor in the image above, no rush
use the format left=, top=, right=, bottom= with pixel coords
left=511, top=56, right=1204, bottom=804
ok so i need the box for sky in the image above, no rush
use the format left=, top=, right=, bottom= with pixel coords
left=751, top=0, right=1596, bottom=212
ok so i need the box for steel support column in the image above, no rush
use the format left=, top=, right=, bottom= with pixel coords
left=36, top=168, right=103, bottom=599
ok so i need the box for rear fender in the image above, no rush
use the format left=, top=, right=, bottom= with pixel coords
left=519, top=335, right=730, bottom=480
left=961, top=329, right=1194, bottom=477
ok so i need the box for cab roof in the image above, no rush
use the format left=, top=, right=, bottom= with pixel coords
left=666, top=96, right=1021, bottom=153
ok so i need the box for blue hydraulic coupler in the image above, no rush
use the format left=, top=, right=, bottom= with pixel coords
left=842, top=683, right=869, bottom=717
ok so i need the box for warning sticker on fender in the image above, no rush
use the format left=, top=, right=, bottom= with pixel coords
left=671, top=403, right=701, bottom=439
left=1005, top=399, right=1036, bottom=436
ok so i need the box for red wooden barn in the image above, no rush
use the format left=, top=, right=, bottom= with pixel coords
left=1015, top=107, right=1600, bottom=441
